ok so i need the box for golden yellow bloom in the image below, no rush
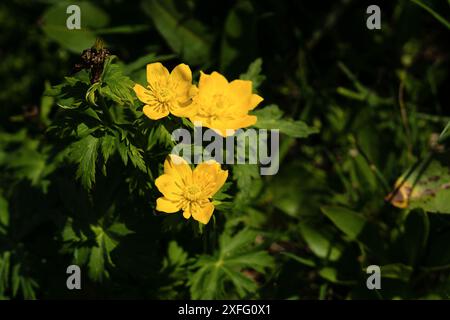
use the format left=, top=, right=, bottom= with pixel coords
left=134, top=63, right=197, bottom=120
left=189, top=71, right=263, bottom=137
left=155, top=154, right=228, bottom=224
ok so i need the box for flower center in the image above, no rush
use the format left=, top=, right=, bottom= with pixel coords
left=184, top=185, right=201, bottom=201
left=154, top=87, right=172, bottom=105
left=213, top=94, right=225, bottom=109
left=195, top=94, right=236, bottom=125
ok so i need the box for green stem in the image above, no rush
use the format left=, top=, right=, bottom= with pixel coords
left=410, top=0, right=450, bottom=30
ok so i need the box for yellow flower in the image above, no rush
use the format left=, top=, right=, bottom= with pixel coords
left=155, top=154, right=228, bottom=224
left=134, top=63, right=197, bottom=120
left=189, top=71, right=263, bottom=137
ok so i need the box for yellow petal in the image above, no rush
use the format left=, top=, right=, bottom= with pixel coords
left=171, top=84, right=199, bottom=117
left=191, top=201, right=215, bottom=224
left=147, top=62, right=169, bottom=87
left=228, top=79, right=252, bottom=100
left=169, top=63, right=192, bottom=96
left=249, top=94, right=263, bottom=110
left=133, top=84, right=153, bottom=104
left=171, top=104, right=197, bottom=118
left=189, top=85, right=199, bottom=98
left=193, top=161, right=228, bottom=197
left=155, top=174, right=183, bottom=200
left=164, top=154, right=193, bottom=185
left=156, top=197, right=180, bottom=213
left=182, top=207, right=192, bottom=219
left=193, top=160, right=221, bottom=175
left=198, top=71, right=228, bottom=94
left=204, top=115, right=255, bottom=137
left=188, top=113, right=206, bottom=127
left=209, top=127, right=235, bottom=137
left=193, top=161, right=219, bottom=186
left=143, top=104, right=169, bottom=120
left=212, top=168, right=228, bottom=196
left=226, top=115, right=258, bottom=130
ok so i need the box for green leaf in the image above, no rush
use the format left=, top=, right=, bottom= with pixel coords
left=42, top=27, right=97, bottom=55
left=321, top=206, right=367, bottom=240
left=319, top=267, right=339, bottom=283
left=220, top=229, right=258, bottom=256
left=231, top=164, right=262, bottom=207
left=124, top=53, right=176, bottom=75
left=69, top=135, right=100, bottom=190
left=212, top=182, right=232, bottom=201
left=232, top=164, right=260, bottom=191
left=239, top=58, right=265, bottom=90
left=95, top=24, right=150, bottom=35
left=8, top=263, right=38, bottom=299
left=299, top=224, right=342, bottom=261
left=42, top=1, right=109, bottom=53
left=0, top=252, right=11, bottom=295
left=100, top=58, right=135, bottom=105
left=319, top=267, right=356, bottom=285
left=65, top=222, right=132, bottom=282
left=0, top=195, right=9, bottom=235
left=252, top=105, right=319, bottom=138
left=4, top=140, right=51, bottom=189
left=221, top=1, right=257, bottom=74
left=160, top=241, right=189, bottom=297
left=439, top=120, right=450, bottom=143
left=20, top=277, right=39, bottom=300
left=116, top=140, right=129, bottom=166
left=40, top=82, right=54, bottom=125
left=379, top=264, right=414, bottom=282
left=147, top=123, right=174, bottom=150
left=165, top=241, right=188, bottom=268
left=100, top=134, right=116, bottom=165
left=399, top=210, right=430, bottom=265
left=280, top=251, right=316, bottom=267
left=189, top=229, right=274, bottom=299
left=12, top=264, right=20, bottom=297
left=141, top=0, right=212, bottom=65
left=88, top=245, right=106, bottom=281
left=86, top=82, right=101, bottom=106
left=50, top=74, right=90, bottom=110
left=389, top=159, right=450, bottom=214
left=128, top=144, right=147, bottom=173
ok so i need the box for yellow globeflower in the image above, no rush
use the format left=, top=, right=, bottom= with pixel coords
left=134, top=63, right=197, bottom=120
left=189, top=71, right=263, bottom=137
left=155, top=154, right=228, bottom=224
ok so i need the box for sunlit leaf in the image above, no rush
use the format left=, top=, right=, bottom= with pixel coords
left=141, top=0, right=212, bottom=65
left=253, top=105, right=318, bottom=138
left=387, top=160, right=450, bottom=214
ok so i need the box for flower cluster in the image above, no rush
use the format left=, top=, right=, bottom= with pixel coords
left=134, top=63, right=263, bottom=224
left=134, top=63, right=263, bottom=136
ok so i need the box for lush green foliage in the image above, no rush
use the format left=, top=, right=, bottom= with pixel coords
left=0, top=0, right=449, bottom=299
